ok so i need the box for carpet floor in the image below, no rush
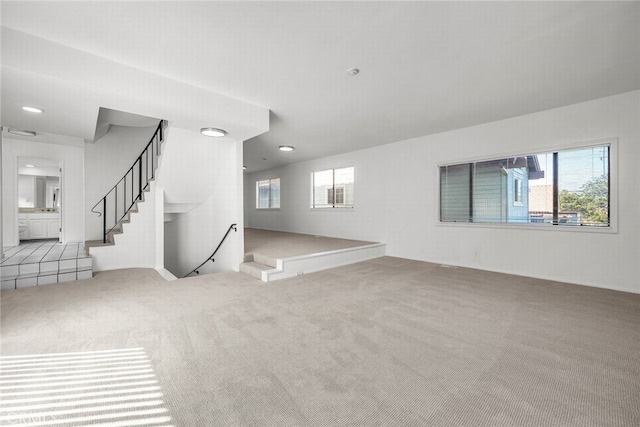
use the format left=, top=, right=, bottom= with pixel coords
left=1, top=257, right=639, bottom=426
left=244, top=228, right=376, bottom=260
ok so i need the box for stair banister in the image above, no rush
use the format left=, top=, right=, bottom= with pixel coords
left=183, top=224, right=238, bottom=278
left=91, top=120, right=165, bottom=243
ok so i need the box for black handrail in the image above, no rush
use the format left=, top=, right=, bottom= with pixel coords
left=183, top=224, right=238, bottom=278
left=91, top=120, right=165, bottom=243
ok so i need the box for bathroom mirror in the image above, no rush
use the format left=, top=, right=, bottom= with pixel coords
left=18, top=175, right=60, bottom=209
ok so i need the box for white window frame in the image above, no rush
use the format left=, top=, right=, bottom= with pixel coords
left=256, top=177, right=280, bottom=210
left=514, top=177, right=523, bottom=206
left=436, top=138, right=617, bottom=233
left=310, top=166, right=355, bottom=209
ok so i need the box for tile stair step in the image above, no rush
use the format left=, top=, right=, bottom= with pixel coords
left=2, top=254, right=94, bottom=291
left=0, top=264, right=19, bottom=280
left=18, top=263, right=40, bottom=278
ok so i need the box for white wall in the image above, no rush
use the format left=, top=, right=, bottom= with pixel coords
left=84, top=124, right=159, bottom=241
left=18, top=175, right=36, bottom=207
left=0, top=131, right=3, bottom=257
left=159, top=127, right=244, bottom=277
left=245, top=91, right=640, bottom=294
left=89, top=182, right=162, bottom=272
left=2, top=136, right=84, bottom=245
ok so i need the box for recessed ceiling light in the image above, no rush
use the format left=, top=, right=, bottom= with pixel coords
left=347, top=68, right=360, bottom=76
left=8, top=128, right=37, bottom=137
left=25, top=164, right=35, bottom=168
left=200, top=127, right=227, bottom=137
left=22, top=106, right=44, bottom=113
left=279, top=145, right=295, bottom=152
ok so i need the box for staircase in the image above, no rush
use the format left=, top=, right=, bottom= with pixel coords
left=86, top=121, right=166, bottom=271
left=89, top=120, right=165, bottom=245
left=86, top=121, right=244, bottom=277
left=85, top=182, right=152, bottom=247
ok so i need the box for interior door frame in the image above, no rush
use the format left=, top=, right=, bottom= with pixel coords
left=16, top=156, right=64, bottom=244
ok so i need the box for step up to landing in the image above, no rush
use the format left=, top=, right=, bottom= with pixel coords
left=1, top=241, right=93, bottom=290
left=240, top=243, right=386, bottom=282
left=239, top=261, right=273, bottom=280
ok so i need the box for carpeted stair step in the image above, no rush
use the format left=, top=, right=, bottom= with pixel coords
left=239, top=261, right=272, bottom=280
left=252, top=253, right=278, bottom=268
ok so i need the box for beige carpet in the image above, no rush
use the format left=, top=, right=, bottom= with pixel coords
left=244, top=228, right=376, bottom=259
left=1, top=257, right=639, bottom=426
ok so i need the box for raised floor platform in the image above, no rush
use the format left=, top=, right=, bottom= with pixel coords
left=241, top=228, right=386, bottom=282
left=1, top=240, right=93, bottom=290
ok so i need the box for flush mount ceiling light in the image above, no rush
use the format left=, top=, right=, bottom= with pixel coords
left=279, top=145, right=295, bottom=152
left=200, top=127, right=227, bottom=137
left=22, top=106, right=44, bottom=113
left=8, top=128, right=36, bottom=137
left=25, top=164, right=35, bottom=168
left=243, top=166, right=247, bottom=170
left=347, top=68, right=360, bottom=76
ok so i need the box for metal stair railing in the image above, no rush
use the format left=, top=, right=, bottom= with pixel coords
left=183, top=224, right=238, bottom=278
left=91, top=120, right=165, bottom=243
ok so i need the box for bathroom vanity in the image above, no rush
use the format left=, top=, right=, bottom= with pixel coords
left=18, top=173, right=61, bottom=241
left=18, top=212, right=60, bottom=240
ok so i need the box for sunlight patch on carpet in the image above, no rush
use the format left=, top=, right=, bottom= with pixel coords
left=0, top=348, right=173, bottom=426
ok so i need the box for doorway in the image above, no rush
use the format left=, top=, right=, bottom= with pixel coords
left=17, top=157, right=62, bottom=243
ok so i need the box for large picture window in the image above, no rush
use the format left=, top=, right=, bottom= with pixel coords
left=312, top=166, right=354, bottom=208
left=440, top=144, right=610, bottom=227
left=256, top=178, right=280, bottom=209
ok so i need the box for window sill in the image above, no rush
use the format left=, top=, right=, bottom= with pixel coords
left=436, top=221, right=617, bottom=234
left=309, top=207, right=356, bottom=211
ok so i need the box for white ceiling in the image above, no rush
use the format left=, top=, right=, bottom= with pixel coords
left=2, top=1, right=639, bottom=172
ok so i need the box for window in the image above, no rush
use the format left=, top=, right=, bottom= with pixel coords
left=440, top=144, right=610, bottom=227
left=514, top=178, right=523, bottom=204
left=328, top=187, right=345, bottom=205
left=256, top=178, right=280, bottom=209
left=312, top=166, right=354, bottom=208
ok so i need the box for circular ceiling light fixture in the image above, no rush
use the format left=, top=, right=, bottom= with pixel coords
left=347, top=68, right=360, bottom=76
left=22, top=106, right=44, bottom=113
left=279, top=145, right=295, bottom=152
left=8, top=128, right=36, bottom=137
left=200, top=127, right=227, bottom=137
left=25, top=164, right=35, bottom=168
left=243, top=166, right=247, bottom=170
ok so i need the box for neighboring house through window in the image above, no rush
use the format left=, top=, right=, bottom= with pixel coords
left=440, top=143, right=610, bottom=227
left=328, top=187, right=345, bottom=205
left=312, top=166, right=354, bottom=208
